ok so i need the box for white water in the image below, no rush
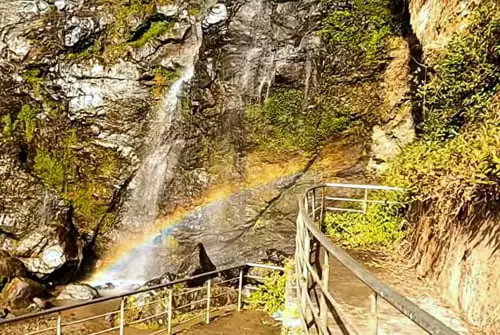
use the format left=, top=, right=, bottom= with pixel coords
left=89, top=23, right=203, bottom=288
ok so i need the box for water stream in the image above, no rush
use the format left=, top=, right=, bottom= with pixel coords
left=94, top=22, right=203, bottom=288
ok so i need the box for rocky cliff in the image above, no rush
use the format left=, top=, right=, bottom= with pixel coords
left=0, top=0, right=497, bottom=331
left=403, top=0, right=499, bottom=331
left=0, top=0, right=355, bottom=288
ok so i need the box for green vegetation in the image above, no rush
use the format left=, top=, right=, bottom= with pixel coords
left=99, top=1, right=178, bottom=62
left=324, top=194, right=407, bottom=249
left=246, top=89, right=349, bottom=155
left=130, top=21, right=174, bottom=48
left=385, top=1, right=499, bottom=234
left=17, top=104, right=38, bottom=142
left=33, top=150, right=66, bottom=191
left=1, top=115, right=12, bottom=137
left=152, top=67, right=180, bottom=97
left=188, top=6, right=201, bottom=17
left=320, top=0, right=397, bottom=69
left=417, top=4, right=499, bottom=139
left=22, top=69, right=44, bottom=98
left=248, top=270, right=286, bottom=314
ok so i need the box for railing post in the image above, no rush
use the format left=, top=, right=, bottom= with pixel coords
left=319, top=247, right=330, bottom=330
left=167, top=288, right=173, bottom=335
left=300, top=227, right=311, bottom=328
left=363, top=188, right=369, bottom=213
left=119, top=297, right=125, bottom=335
left=371, top=292, right=378, bottom=335
left=312, top=188, right=316, bottom=220
left=206, top=279, right=211, bottom=324
left=56, top=312, right=62, bottom=335
left=237, top=268, right=244, bottom=311
left=319, top=186, right=325, bottom=228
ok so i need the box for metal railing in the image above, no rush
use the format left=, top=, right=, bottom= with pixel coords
left=295, top=183, right=458, bottom=335
left=0, top=263, right=283, bottom=335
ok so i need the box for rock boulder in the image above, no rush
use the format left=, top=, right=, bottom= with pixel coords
left=56, top=283, right=99, bottom=301
left=1, top=277, right=46, bottom=308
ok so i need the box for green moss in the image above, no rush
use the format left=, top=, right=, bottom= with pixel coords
left=34, top=150, right=66, bottom=191
left=22, top=69, right=45, bottom=98
left=2, top=115, right=12, bottom=137
left=130, top=20, right=174, bottom=47
left=152, top=67, right=180, bottom=97
left=17, top=104, right=38, bottom=142
left=246, top=89, right=349, bottom=155
left=188, top=6, right=201, bottom=17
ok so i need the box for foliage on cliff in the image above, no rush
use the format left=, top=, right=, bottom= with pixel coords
left=246, top=89, right=349, bottom=155
left=386, top=1, right=500, bottom=236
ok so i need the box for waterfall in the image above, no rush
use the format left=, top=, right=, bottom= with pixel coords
left=94, top=23, right=202, bottom=288
left=119, top=67, right=196, bottom=233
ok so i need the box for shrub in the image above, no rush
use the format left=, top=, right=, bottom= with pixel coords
left=384, top=1, right=499, bottom=239
left=320, top=0, right=397, bottom=70
left=418, top=3, right=500, bottom=139
left=324, top=193, right=408, bottom=249
left=248, top=270, right=286, bottom=314
left=1, top=115, right=12, bottom=137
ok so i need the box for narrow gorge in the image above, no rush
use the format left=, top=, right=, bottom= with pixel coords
left=0, top=0, right=498, bottom=332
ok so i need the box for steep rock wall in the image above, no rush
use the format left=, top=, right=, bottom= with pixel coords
left=407, top=0, right=499, bottom=330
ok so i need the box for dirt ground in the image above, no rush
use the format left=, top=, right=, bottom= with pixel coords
left=182, top=310, right=281, bottom=335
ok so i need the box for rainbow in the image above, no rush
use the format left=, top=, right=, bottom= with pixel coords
left=87, top=153, right=312, bottom=288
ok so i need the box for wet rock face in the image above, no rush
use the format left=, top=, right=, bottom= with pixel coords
left=0, top=0, right=328, bottom=294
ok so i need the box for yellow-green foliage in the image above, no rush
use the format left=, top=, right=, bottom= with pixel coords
left=17, top=104, right=38, bottom=142
left=34, top=150, right=66, bottom=190
left=101, top=1, right=176, bottom=62
left=320, top=0, right=397, bottom=68
left=33, top=129, right=119, bottom=230
left=324, top=193, right=408, bottom=249
left=246, top=89, right=349, bottom=155
left=152, top=67, right=180, bottom=97
left=1, top=115, right=12, bottom=137
left=248, top=271, right=286, bottom=314
left=385, top=1, right=499, bottom=232
left=130, top=21, right=174, bottom=47
left=418, top=2, right=500, bottom=139
left=22, top=69, right=44, bottom=98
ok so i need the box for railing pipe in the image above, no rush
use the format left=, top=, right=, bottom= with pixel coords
left=299, top=185, right=458, bottom=335
left=371, top=292, right=379, bottom=335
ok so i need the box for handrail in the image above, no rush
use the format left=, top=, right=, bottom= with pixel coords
left=0, top=262, right=282, bottom=328
left=295, top=184, right=458, bottom=335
